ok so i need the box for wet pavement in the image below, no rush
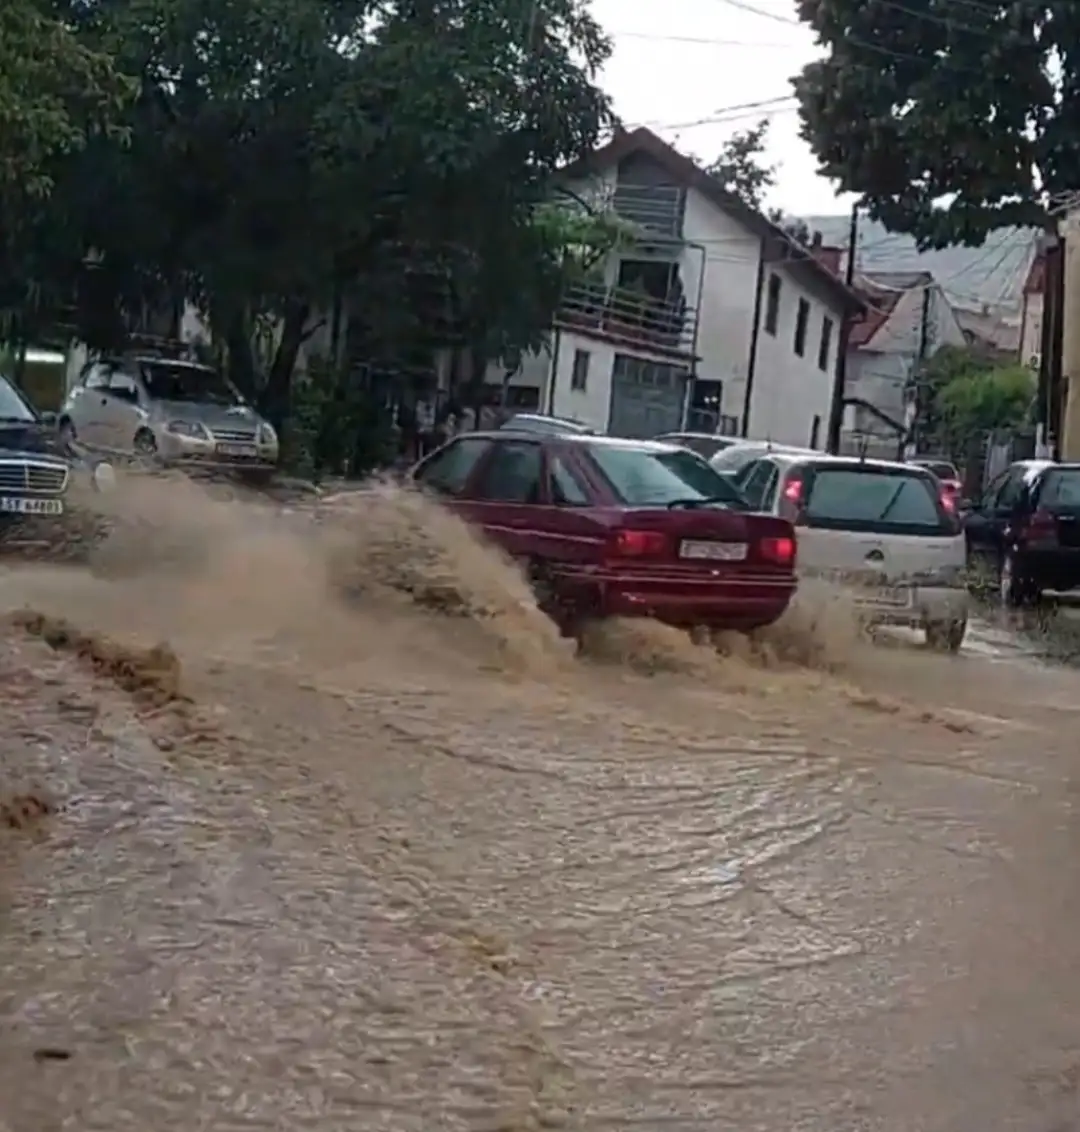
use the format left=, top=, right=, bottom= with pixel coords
left=3, top=602, right=1080, bottom=1131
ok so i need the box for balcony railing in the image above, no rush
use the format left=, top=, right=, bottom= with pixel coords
left=556, top=279, right=697, bottom=355
left=611, top=184, right=686, bottom=238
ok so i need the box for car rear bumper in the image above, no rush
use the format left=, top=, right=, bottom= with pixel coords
left=856, top=584, right=969, bottom=628
left=555, top=567, right=796, bottom=631
left=1019, top=547, right=1080, bottom=590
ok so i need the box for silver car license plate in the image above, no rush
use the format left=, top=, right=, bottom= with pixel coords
left=680, top=539, right=747, bottom=561
left=0, top=496, right=63, bottom=515
left=855, top=586, right=910, bottom=607
left=216, top=443, right=258, bottom=458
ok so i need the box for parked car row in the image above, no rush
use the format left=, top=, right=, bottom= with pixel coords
left=407, top=422, right=971, bottom=652
left=961, top=459, right=1080, bottom=607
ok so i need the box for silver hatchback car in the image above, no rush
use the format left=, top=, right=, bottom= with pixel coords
left=60, top=354, right=279, bottom=474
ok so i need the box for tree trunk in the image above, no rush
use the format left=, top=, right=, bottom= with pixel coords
left=262, top=300, right=310, bottom=430
left=217, top=306, right=257, bottom=401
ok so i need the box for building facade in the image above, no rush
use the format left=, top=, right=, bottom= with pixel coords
left=489, top=128, right=863, bottom=444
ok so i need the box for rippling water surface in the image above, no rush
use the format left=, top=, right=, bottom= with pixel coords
left=1, top=475, right=1080, bottom=1130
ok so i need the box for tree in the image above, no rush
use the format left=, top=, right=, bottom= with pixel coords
left=706, top=118, right=776, bottom=209
left=937, top=364, right=1035, bottom=451
left=48, top=0, right=614, bottom=426
left=793, top=0, right=1072, bottom=248
left=0, top=0, right=132, bottom=197
left=913, top=346, right=1035, bottom=456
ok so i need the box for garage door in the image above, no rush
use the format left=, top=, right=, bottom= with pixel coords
left=608, top=353, right=690, bottom=438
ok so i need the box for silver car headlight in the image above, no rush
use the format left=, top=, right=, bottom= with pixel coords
left=258, top=422, right=278, bottom=447
left=166, top=419, right=209, bottom=439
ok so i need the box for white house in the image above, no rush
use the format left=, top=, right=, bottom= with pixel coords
left=488, top=127, right=864, bottom=445
left=817, top=265, right=967, bottom=453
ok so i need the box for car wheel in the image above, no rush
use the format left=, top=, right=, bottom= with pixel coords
left=133, top=428, right=159, bottom=467
left=926, top=619, right=966, bottom=653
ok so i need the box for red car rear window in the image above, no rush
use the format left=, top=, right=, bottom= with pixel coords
left=587, top=444, right=747, bottom=509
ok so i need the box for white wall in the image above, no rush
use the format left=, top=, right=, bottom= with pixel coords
left=846, top=284, right=968, bottom=434
left=1020, top=291, right=1043, bottom=369
left=680, top=186, right=759, bottom=425
left=548, top=332, right=616, bottom=429
left=748, top=264, right=842, bottom=447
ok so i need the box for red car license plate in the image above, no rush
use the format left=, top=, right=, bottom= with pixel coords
left=680, top=539, right=747, bottom=561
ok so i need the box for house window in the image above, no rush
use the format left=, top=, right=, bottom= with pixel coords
left=818, top=315, right=834, bottom=371
left=571, top=348, right=590, bottom=391
left=794, top=298, right=810, bottom=357
left=764, top=273, right=781, bottom=336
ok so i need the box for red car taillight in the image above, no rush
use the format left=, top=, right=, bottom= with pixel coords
left=609, top=528, right=668, bottom=558
left=1022, top=508, right=1057, bottom=544
left=779, top=476, right=803, bottom=522
left=758, top=535, right=796, bottom=567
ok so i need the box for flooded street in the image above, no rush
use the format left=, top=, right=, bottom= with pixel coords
left=3, top=482, right=1080, bottom=1131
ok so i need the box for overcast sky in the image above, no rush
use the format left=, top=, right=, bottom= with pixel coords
left=590, top=0, right=853, bottom=217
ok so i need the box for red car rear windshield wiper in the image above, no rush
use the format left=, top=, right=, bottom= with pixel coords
left=665, top=496, right=740, bottom=509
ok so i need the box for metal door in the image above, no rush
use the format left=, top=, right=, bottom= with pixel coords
left=608, top=353, right=689, bottom=438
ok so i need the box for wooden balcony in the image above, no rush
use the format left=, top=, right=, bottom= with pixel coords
left=556, top=279, right=697, bottom=358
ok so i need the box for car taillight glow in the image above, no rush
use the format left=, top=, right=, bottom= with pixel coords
left=939, top=489, right=956, bottom=512
left=782, top=478, right=803, bottom=503
left=1024, top=508, right=1057, bottom=542
left=610, top=528, right=667, bottom=557
left=758, top=535, right=796, bottom=566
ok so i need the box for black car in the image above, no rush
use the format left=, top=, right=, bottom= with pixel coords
left=0, top=370, right=112, bottom=549
left=963, top=459, right=1080, bottom=605
left=652, top=432, right=738, bottom=460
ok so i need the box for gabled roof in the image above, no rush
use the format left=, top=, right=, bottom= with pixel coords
left=848, top=271, right=932, bottom=349
left=562, top=128, right=865, bottom=315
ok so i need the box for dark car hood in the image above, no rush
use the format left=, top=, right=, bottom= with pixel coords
left=0, top=424, right=71, bottom=463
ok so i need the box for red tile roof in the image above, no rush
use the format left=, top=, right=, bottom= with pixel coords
left=849, top=288, right=903, bottom=347
left=812, top=246, right=843, bottom=275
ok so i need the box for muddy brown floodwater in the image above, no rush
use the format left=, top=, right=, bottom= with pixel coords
left=3, top=474, right=1080, bottom=1131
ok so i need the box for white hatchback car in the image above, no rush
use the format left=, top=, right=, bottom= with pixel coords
left=732, top=451, right=969, bottom=651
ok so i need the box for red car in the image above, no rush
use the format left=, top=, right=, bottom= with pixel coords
left=409, top=430, right=797, bottom=634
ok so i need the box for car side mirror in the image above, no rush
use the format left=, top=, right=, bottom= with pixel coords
left=39, top=410, right=57, bottom=427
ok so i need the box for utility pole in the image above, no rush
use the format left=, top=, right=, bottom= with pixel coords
left=826, top=201, right=858, bottom=453
left=903, top=285, right=932, bottom=459
left=1059, top=207, right=1080, bottom=459
left=1038, top=233, right=1063, bottom=458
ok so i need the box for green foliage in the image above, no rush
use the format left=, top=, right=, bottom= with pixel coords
left=0, top=0, right=615, bottom=441
left=0, top=0, right=133, bottom=197
left=705, top=118, right=776, bottom=209
left=793, top=0, right=1064, bottom=248
left=937, top=364, right=1035, bottom=439
left=286, top=360, right=398, bottom=481
left=916, top=346, right=1034, bottom=454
